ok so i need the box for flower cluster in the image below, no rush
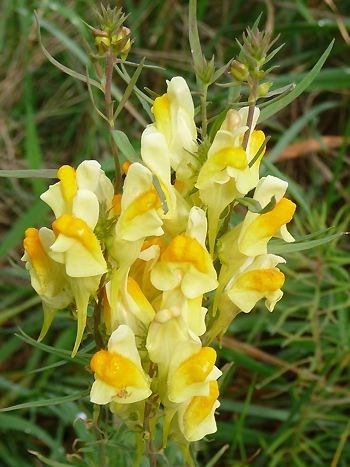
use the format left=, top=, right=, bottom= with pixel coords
left=23, top=76, right=296, bottom=446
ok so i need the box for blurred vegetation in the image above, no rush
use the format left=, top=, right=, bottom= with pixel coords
left=0, top=0, right=350, bottom=466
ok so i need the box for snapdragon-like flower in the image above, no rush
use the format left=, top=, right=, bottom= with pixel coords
left=177, top=380, right=220, bottom=442
left=41, top=160, right=114, bottom=220
left=150, top=76, right=198, bottom=186
left=104, top=274, right=155, bottom=335
left=90, top=325, right=151, bottom=405
left=22, top=227, right=72, bottom=340
left=151, top=207, right=218, bottom=298
left=115, top=163, right=164, bottom=242
left=21, top=61, right=299, bottom=454
left=167, top=339, right=222, bottom=404
left=224, top=254, right=286, bottom=313
left=196, top=107, right=265, bottom=251
left=237, top=175, right=296, bottom=256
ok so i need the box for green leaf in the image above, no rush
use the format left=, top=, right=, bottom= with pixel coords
left=0, top=169, right=57, bottom=178
left=188, top=0, right=204, bottom=71
left=236, top=197, right=262, bottom=212
left=112, top=130, right=138, bottom=162
left=113, top=58, right=145, bottom=120
left=35, top=12, right=102, bottom=91
left=24, top=77, right=45, bottom=196
left=152, top=175, right=169, bottom=215
left=249, top=135, right=271, bottom=167
left=211, top=60, right=232, bottom=84
left=0, top=390, right=89, bottom=412
left=39, top=18, right=88, bottom=65
left=268, top=232, right=347, bottom=254
left=259, top=40, right=334, bottom=122
left=204, top=444, right=230, bottom=467
left=236, top=195, right=276, bottom=214
left=28, top=451, right=71, bottom=467
left=14, top=329, right=94, bottom=365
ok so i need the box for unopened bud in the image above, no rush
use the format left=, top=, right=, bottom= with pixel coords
left=95, top=35, right=111, bottom=54
left=257, top=81, right=272, bottom=98
left=230, top=60, right=249, bottom=82
left=111, top=27, right=131, bottom=60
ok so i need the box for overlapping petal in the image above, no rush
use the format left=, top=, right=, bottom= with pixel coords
left=90, top=325, right=151, bottom=405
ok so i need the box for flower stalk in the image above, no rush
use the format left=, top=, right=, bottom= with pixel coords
left=23, top=2, right=299, bottom=465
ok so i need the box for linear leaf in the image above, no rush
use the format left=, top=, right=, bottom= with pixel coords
left=259, top=40, right=334, bottom=122
left=112, top=130, right=138, bottom=162
left=0, top=169, right=57, bottom=178
left=35, top=12, right=102, bottom=91
left=0, top=391, right=89, bottom=412
left=268, top=232, right=347, bottom=254
left=113, top=58, right=145, bottom=120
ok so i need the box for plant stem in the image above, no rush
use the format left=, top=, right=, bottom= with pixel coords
left=105, top=49, right=121, bottom=193
left=143, top=363, right=157, bottom=467
left=93, top=281, right=105, bottom=350
left=201, top=83, right=208, bottom=138
left=242, top=80, right=258, bottom=150
left=143, top=401, right=157, bottom=467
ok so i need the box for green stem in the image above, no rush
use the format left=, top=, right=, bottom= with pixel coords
left=242, top=80, right=258, bottom=150
left=201, top=83, right=208, bottom=138
left=143, top=364, right=157, bottom=467
left=105, top=49, right=121, bottom=193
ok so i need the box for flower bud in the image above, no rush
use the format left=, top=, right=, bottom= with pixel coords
left=95, top=34, right=111, bottom=54
left=111, top=27, right=131, bottom=60
left=230, top=60, right=249, bottom=82
left=257, top=81, right=273, bottom=98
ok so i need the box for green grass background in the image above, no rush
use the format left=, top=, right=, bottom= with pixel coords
left=0, top=0, right=349, bottom=465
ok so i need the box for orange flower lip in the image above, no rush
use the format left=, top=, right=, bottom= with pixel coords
left=90, top=349, right=145, bottom=389
left=161, top=235, right=210, bottom=274
left=52, top=214, right=102, bottom=257
left=57, top=165, right=77, bottom=206
left=234, top=268, right=285, bottom=292
left=23, top=228, right=50, bottom=276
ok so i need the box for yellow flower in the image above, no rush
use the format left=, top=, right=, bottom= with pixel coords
left=196, top=107, right=266, bottom=253
left=22, top=227, right=72, bottom=341
left=178, top=380, right=220, bottom=442
left=146, top=307, right=192, bottom=373
left=90, top=325, right=151, bottom=405
left=104, top=274, right=155, bottom=335
left=150, top=76, right=198, bottom=186
left=224, top=254, right=286, bottom=313
left=115, top=163, right=164, bottom=242
left=151, top=207, right=217, bottom=298
left=51, top=214, right=107, bottom=277
left=50, top=214, right=107, bottom=356
left=41, top=160, right=114, bottom=221
left=167, top=340, right=221, bottom=403
left=237, top=175, right=296, bottom=256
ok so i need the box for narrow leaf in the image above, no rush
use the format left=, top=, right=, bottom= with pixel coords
left=113, top=58, right=145, bottom=120
left=259, top=40, right=334, bottom=122
left=0, top=391, right=89, bottom=412
left=112, top=130, right=138, bottom=162
left=152, top=175, right=169, bottom=215
left=249, top=135, right=271, bottom=167
left=189, top=0, right=204, bottom=70
left=35, top=12, right=102, bottom=91
left=268, top=232, right=347, bottom=254
left=0, top=169, right=57, bottom=178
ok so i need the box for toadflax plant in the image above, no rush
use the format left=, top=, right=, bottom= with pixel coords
left=17, top=1, right=333, bottom=466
